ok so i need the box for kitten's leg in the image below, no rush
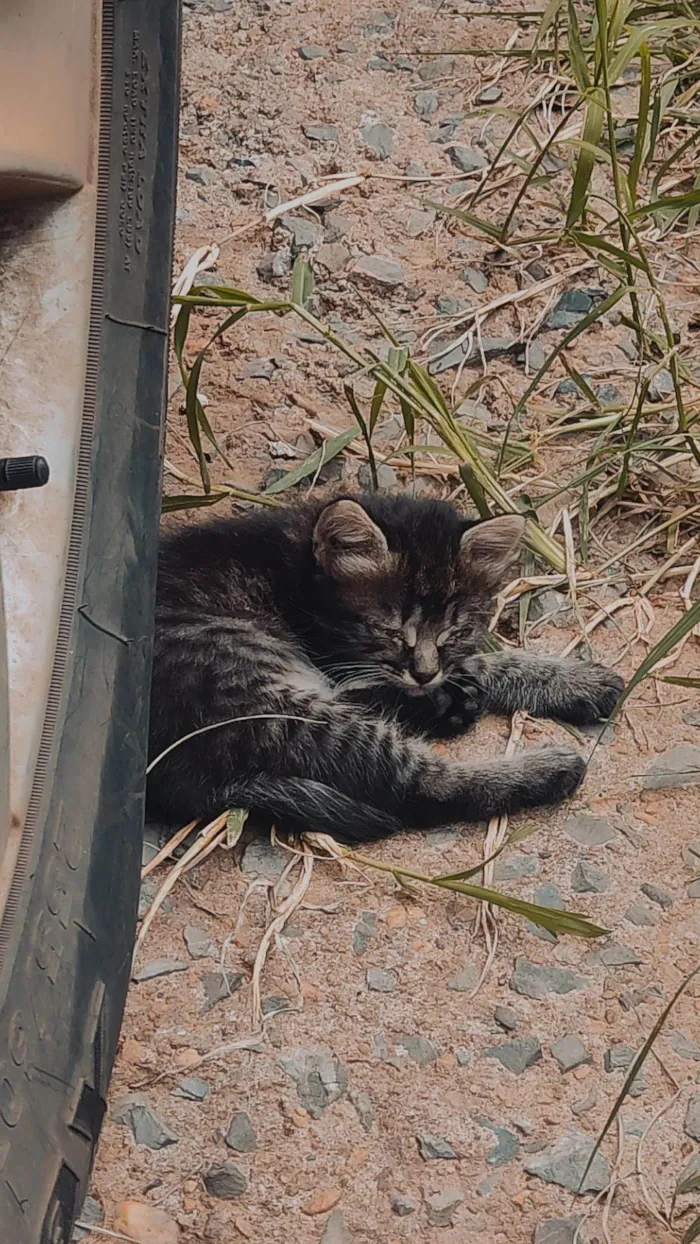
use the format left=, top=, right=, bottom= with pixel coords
left=461, top=651, right=624, bottom=725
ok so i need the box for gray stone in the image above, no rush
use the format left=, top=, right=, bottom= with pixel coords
left=571, top=861, right=610, bottom=893
left=299, top=43, right=327, bottom=59
left=353, top=910, right=377, bottom=954
left=367, top=54, right=394, bottom=72
left=524, top=1129, right=610, bottom=1194
left=425, top=1189, right=464, bottom=1226
left=529, top=589, right=573, bottom=627
left=484, top=1036, right=541, bottom=1075
left=447, top=145, right=488, bottom=174
left=366, top=967, right=397, bottom=993
left=668, top=1029, right=700, bottom=1061
left=133, top=958, right=188, bottom=983
left=436, top=294, right=468, bottom=316
left=397, top=1034, right=438, bottom=1065
left=493, top=852, right=539, bottom=881
left=683, top=709, right=700, bottom=726
left=405, top=161, right=427, bottom=179
left=120, top=1100, right=179, bottom=1150
left=604, top=1043, right=644, bottom=1096
left=225, top=1111, right=257, bottom=1152
left=278, top=214, right=322, bottom=251
left=476, top=1171, right=501, bottom=1198
left=551, top=1036, right=591, bottom=1073
left=518, top=341, right=547, bottom=371
left=349, top=1089, right=376, bottom=1131
left=534, top=1218, right=587, bottom=1244
left=316, top=242, right=350, bottom=274
left=184, top=926, right=216, bottom=960
left=257, top=250, right=292, bottom=281
left=456, top=397, right=490, bottom=424
left=72, top=1196, right=104, bottom=1241
left=555, top=376, right=592, bottom=398
left=527, top=883, right=563, bottom=945
left=242, top=357, right=279, bottom=381
left=688, top=880, right=700, bottom=899
left=644, top=745, right=700, bottom=790
left=589, top=943, right=641, bottom=968
left=278, top=1048, right=348, bottom=1116
left=647, top=367, right=674, bottom=403
left=513, top=959, right=588, bottom=1000
left=303, top=123, right=340, bottom=144
left=362, top=122, right=394, bottom=159
left=138, top=878, right=172, bottom=920
left=405, top=208, right=435, bottom=238
left=494, top=1004, right=519, bottom=1031
left=391, top=1194, right=416, bottom=1217
left=351, top=255, right=404, bottom=288
left=241, top=838, right=288, bottom=877
left=545, top=289, right=594, bottom=330
left=640, top=882, right=673, bottom=909
left=685, top=1095, right=700, bottom=1142
left=204, top=1162, right=248, bottom=1199
left=564, top=814, right=616, bottom=846
left=447, top=961, right=480, bottom=992
left=417, top=1132, right=458, bottom=1160
left=186, top=164, right=216, bottom=186
left=357, top=463, right=398, bottom=491
left=625, top=902, right=657, bottom=927
left=414, top=89, right=438, bottom=119
left=476, top=84, right=503, bottom=104
left=199, top=970, right=244, bottom=1014
left=461, top=266, right=489, bottom=293
left=596, top=383, right=621, bottom=404
left=685, top=842, right=700, bottom=869
left=324, top=211, right=352, bottom=241
left=418, top=56, right=455, bottom=81
left=320, top=1209, right=354, bottom=1244
left=141, top=824, right=161, bottom=868
left=572, top=1085, right=598, bottom=1116
left=338, top=38, right=358, bottom=53
left=456, top=1047, right=472, bottom=1066
left=395, top=55, right=414, bottom=71
left=172, top=1077, right=210, bottom=1101
left=476, top=1116, right=520, bottom=1166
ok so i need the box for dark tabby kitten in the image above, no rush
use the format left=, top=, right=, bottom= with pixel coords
left=148, top=495, right=623, bottom=842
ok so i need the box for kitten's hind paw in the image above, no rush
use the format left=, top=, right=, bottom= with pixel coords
left=517, top=744, right=586, bottom=807
left=558, top=663, right=624, bottom=725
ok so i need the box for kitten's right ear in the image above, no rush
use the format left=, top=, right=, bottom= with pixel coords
left=459, top=513, right=525, bottom=591
left=313, top=500, right=390, bottom=579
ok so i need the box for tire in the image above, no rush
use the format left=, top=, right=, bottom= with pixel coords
left=0, top=3, right=180, bottom=1241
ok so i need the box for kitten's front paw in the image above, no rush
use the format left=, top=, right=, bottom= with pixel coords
left=518, top=745, right=586, bottom=806
left=559, top=662, right=624, bottom=725
left=427, top=677, right=484, bottom=738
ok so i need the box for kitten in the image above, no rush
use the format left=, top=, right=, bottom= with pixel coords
left=147, top=494, right=623, bottom=842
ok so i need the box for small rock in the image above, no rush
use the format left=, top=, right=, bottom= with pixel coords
left=405, top=208, right=435, bottom=238
left=186, top=165, right=216, bottom=186
left=362, top=122, right=394, bottom=159
left=461, top=266, right=489, bottom=293
left=353, top=910, right=378, bottom=954
left=241, top=839, right=288, bottom=877
left=596, top=382, right=621, bottom=404
left=199, top=970, right=244, bottom=1014
left=349, top=1090, right=376, bottom=1132
left=456, top=1047, right=471, bottom=1066
left=683, top=709, right=700, bottom=726
left=316, top=242, right=351, bottom=274
left=545, top=289, right=594, bottom=330
left=475, top=1171, right=501, bottom=1198
left=564, top=814, right=615, bottom=846
left=668, top=1030, right=700, bottom=1061
left=436, top=294, right=468, bottom=316
left=303, top=123, right=340, bottom=144
left=518, top=341, right=547, bottom=371
left=435, top=119, right=463, bottom=145
left=589, top=943, right=641, bottom=968
left=73, top=1196, right=104, bottom=1242
left=351, top=255, right=405, bottom=288
left=320, top=1209, right=354, bottom=1244
left=257, top=250, right=292, bottom=281
left=323, top=210, right=352, bottom=241
left=133, top=959, right=188, bottom=983
left=338, top=38, right=358, bottom=53
left=417, top=1133, right=458, bottom=1160
left=493, top=852, right=539, bottom=881
left=571, top=1085, right=598, bottom=1116
left=418, top=56, right=455, bottom=81
left=172, top=1077, right=210, bottom=1101
left=302, top=1188, right=342, bottom=1216
left=117, top=1099, right=179, bottom=1150
left=551, top=1036, right=591, bottom=1073
left=184, top=926, right=216, bottom=960
left=391, top=1193, right=416, bottom=1217
left=268, top=440, right=298, bottom=460
left=604, top=1043, right=644, bottom=1096
left=529, top=589, right=573, bottom=627
left=571, top=861, right=610, bottom=893
left=405, top=161, right=427, bottom=179
left=204, top=1163, right=248, bottom=1200
left=483, top=1036, right=542, bottom=1076
left=114, top=1202, right=179, bottom=1244
left=534, top=1217, right=586, bottom=1244
left=299, top=43, right=328, bottom=60
left=513, top=959, right=588, bottom=1000
left=367, top=54, right=394, bottom=72
left=366, top=967, right=397, bottom=993
left=494, top=1004, right=519, bottom=1031
left=685, top=1095, right=700, bottom=1141
left=476, top=1116, right=520, bottom=1166
left=644, top=745, right=700, bottom=790
left=527, top=259, right=549, bottom=281
left=425, top=1189, right=464, bottom=1227
left=688, top=880, right=700, bottom=899
left=640, top=882, right=673, bottom=910
left=225, top=1111, right=257, bottom=1153
left=414, top=89, right=438, bottom=119
left=555, top=376, right=592, bottom=398
left=476, top=84, right=503, bottom=104
left=447, top=145, right=488, bottom=174
left=397, top=1034, right=438, bottom=1064
left=647, top=367, right=674, bottom=403
left=625, top=902, right=657, bottom=927
left=527, top=883, right=564, bottom=944
left=278, top=214, right=322, bottom=251
left=524, top=1129, right=610, bottom=1194
left=456, top=397, right=490, bottom=424
left=278, top=1048, right=348, bottom=1116
left=357, top=463, right=397, bottom=491
left=241, top=357, right=279, bottom=381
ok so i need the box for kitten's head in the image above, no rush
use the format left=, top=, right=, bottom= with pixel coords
left=312, top=496, right=524, bottom=691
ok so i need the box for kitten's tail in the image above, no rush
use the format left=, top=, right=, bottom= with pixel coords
left=228, top=776, right=403, bottom=844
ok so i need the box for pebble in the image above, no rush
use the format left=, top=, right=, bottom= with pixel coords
left=596, top=382, right=621, bottom=404
left=417, top=1132, right=458, bottom=1160
left=476, top=84, right=503, bottom=104
left=133, top=959, right=188, bottom=983
left=683, top=709, right=700, bottom=726
left=367, top=55, right=394, bottom=72
left=685, top=1095, right=700, bottom=1141
left=320, top=1209, right=355, bottom=1244
left=324, top=211, right=352, bottom=242
left=362, top=122, right=394, bottom=159
left=589, top=943, right=641, bottom=968
left=447, top=145, right=488, bottom=174
left=397, top=1034, right=438, bottom=1064
left=476, top=1116, right=520, bottom=1166
left=494, top=1004, right=519, bottom=1031
left=257, top=250, right=292, bottom=281
left=647, top=367, right=674, bottom=402
left=545, top=288, right=595, bottom=330
left=138, top=878, right=172, bottom=920
left=353, top=910, right=378, bottom=954
left=278, top=214, right=322, bottom=251
left=425, top=1189, right=464, bottom=1226
left=366, top=967, right=397, bottom=992
left=172, top=1077, right=210, bottom=1101
left=456, top=1047, right=472, bottom=1066
left=534, top=1218, right=586, bottom=1244
left=225, top=1111, right=257, bottom=1153
left=688, top=880, right=700, bottom=899
left=513, top=959, right=588, bottom=999
left=461, top=266, right=489, bottom=293
left=604, top=1043, right=644, bottom=1096
left=625, top=902, right=657, bottom=927
left=551, top=1036, right=591, bottom=1073
left=527, top=883, right=564, bottom=944
left=555, top=376, right=591, bottom=398
left=571, top=861, right=610, bottom=893
left=668, top=1030, right=700, bottom=1061
left=302, top=1188, right=342, bottom=1216
left=186, top=165, right=216, bottom=186
left=456, top=397, right=490, bottom=424
left=241, top=839, right=288, bottom=877
left=644, top=745, right=700, bottom=790
left=199, top=970, right=244, bottom=1014
left=414, top=89, right=438, bottom=119
left=493, top=852, right=539, bottom=881
left=241, top=357, right=279, bottom=381
left=391, top=1194, right=416, bottom=1217
left=483, top=1036, right=542, bottom=1075
left=518, top=341, right=547, bottom=371
left=351, top=255, right=405, bottom=288
left=529, top=589, right=573, bottom=626
left=571, top=1085, right=597, bottom=1116
left=418, top=56, right=455, bottom=81
left=204, top=1163, right=248, bottom=1200
left=299, top=43, right=328, bottom=59
left=405, top=208, right=435, bottom=238
left=316, top=242, right=351, bottom=274
left=524, top=1129, right=610, bottom=1193
left=277, top=1048, right=348, bottom=1116
left=640, top=882, right=673, bottom=909
left=114, top=1097, right=180, bottom=1150
left=338, top=38, right=358, bottom=53
left=350, top=1090, right=376, bottom=1132
left=73, top=1196, right=104, bottom=1242
left=436, top=294, right=468, bottom=316
left=303, top=123, right=340, bottom=144
left=358, top=463, right=398, bottom=491
left=564, top=814, right=615, bottom=847
left=114, top=1202, right=179, bottom=1244
left=184, top=926, right=216, bottom=960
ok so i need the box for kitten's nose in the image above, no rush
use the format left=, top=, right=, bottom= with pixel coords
left=412, top=638, right=440, bottom=684
left=412, top=667, right=437, bottom=685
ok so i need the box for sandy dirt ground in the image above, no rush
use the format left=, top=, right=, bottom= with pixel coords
left=82, top=2, right=700, bottom=1242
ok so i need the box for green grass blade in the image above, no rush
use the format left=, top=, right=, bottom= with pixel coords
left=631, top=188, right=700, bottom=219
left=683, top=1217, right=700, bottom=1244
left=610, top=599, right=700, bottom=716
left=569, top=229, right=646, bottom=269
left=162, top=493, right=227, bottom=513
left=424, top=199, right=503, bottom=240
left=628, top=42, right=650, bottom=202
left=566, top=86, right=606, bottom=229
left=263, top=426, right=358, bottom=494
left=291, top=257, right=315, bottom=307
left=567, top=0, right=591, bottom=90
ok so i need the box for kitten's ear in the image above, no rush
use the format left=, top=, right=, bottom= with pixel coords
left=459, top=514, right=525, bottom=591
left=313, top=500, right=389, bottom=579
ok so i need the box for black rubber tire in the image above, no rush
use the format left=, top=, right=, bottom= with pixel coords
left=0, top=3, right=180, bottom=1240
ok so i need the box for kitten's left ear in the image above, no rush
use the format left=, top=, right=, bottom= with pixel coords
left=459, top=514, right=525, bottom=591
left=313, top=500, right=390, bottom=579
